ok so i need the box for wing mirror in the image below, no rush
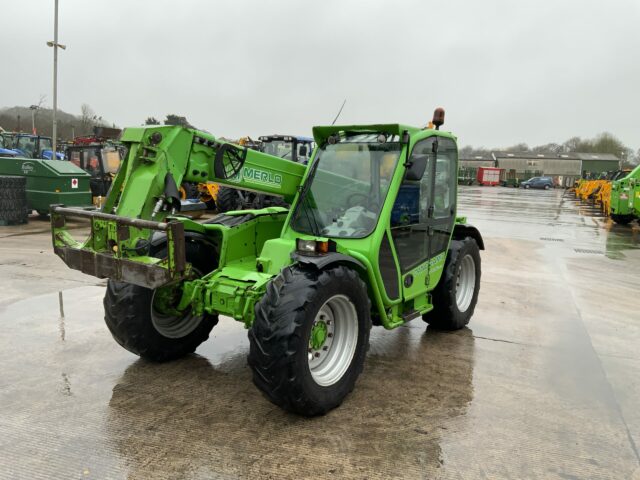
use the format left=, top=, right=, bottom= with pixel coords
left=299, top=145, right=308, bottom=157
left=405, top=154, right=428, bottom=181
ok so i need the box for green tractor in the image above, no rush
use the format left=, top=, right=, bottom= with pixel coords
left=51, top=109, right=483, bottom=416
left=609, top=164, right=640, bottom=225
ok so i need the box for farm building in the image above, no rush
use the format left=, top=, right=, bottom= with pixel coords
left=459, top=154, right=496, bottom=169
left=492, top=152, right=620, bottom=187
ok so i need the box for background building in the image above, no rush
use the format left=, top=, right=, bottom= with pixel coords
left=491, top=152, right=620, bottom=187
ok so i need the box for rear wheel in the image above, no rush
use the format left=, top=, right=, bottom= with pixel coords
left=544, top=184, right=550, bottom=190
left=423, top=237, right=481, bottom=330
left=103, top=240, right=218, bottom=362
left=215, top=186, right=244, bottom=212
left=248, top=265, right=371, bottom=416
left=610, top=213, right=633, bottom=225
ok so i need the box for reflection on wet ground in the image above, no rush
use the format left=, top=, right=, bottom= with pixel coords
left=1, top=187, right=639, bottom=479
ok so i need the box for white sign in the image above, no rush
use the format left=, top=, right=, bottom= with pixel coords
left=71, top=178, right=78, bottom=189
left=21, top=162, right=35, bottom=174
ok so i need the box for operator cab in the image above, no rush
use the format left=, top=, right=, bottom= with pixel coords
left=290, top=114, right=458, bottom=302
left=259, top=135, right=315, bottom=165
left=66, top=143, right=122, bottom=199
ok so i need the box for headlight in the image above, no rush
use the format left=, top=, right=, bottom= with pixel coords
left=296, top=239, right=329, bottom=255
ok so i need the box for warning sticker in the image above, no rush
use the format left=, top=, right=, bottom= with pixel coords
left=71, top=178, right=78, bottom=189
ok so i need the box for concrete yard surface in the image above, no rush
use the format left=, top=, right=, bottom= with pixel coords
left=1, top=187, right=640, bottom=479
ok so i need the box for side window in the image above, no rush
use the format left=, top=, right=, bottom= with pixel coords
left=434, top=138, right=457, bottom=218
left=390, top=137, right=436, bottom=272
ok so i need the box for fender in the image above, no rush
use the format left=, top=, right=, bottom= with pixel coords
left=292, top=252, right=366, bottom=272
left=453, top=224, right=485, bottom=250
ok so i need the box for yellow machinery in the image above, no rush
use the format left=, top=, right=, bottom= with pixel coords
left=574, top=179, right=609, bottom=213
left=573, top=171, right=631, bottom=216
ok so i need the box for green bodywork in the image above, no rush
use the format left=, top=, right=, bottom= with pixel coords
left=52, top=124, right=474, bottom=330
left=0, top=158, right=91, bottom=211
left=610, top=164, right=640, bottom=219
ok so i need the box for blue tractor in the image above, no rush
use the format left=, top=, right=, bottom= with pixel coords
left=1, top=133, right=64, bottom=160
left=0, top=134, right=17, bottom=158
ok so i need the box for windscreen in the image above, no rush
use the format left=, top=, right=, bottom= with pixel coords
left=262, top=140, right=294, bottom=159
left=290, top=134, right=401, bottom=238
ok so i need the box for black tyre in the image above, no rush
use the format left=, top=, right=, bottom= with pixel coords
left=423, top=237, right=481, bottom=330
left=0, top=175, right=28, bottom=224
left=216, top=186, right=243, bottom=212
left=610, top=213, right=633, bottom=225
left=179, top=182, right=199, bottom=200
left=103, top=240, right=218, bottom=362
left=248, top=265, right=371, bottom=416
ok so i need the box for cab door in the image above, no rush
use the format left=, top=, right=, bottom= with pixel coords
left=383, top=136, right=457, bottom=301
left=425, top=137, right=457, bottom=263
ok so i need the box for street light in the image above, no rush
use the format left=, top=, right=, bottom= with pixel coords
left=46, top=0, right=66, bottom=155
left=29, top=105, right=39, bottom=134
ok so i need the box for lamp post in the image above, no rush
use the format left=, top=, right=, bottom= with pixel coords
left=47, top=0, right=66, bottom=155
left=29, top=105, right=39, bottom=134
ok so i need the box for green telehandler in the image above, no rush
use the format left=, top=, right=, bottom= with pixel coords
left=51, top=108, right=483, bottom=416
left=609, top=164, right=640, bottom=225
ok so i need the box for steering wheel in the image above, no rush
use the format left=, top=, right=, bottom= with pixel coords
left=346, top=192, right=378, bottom=211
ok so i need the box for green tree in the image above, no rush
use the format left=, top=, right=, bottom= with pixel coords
left=164, top=114, right=193, bottom=128
left=145, top=117, right=160, bottom=125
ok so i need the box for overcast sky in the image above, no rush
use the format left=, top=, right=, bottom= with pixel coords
left=2, top=0, right=639, bottom=149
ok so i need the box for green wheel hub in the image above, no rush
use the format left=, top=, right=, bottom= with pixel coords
left=310, top=321, right=328, bottom=350
left=153, top=284, right=185, bottom=317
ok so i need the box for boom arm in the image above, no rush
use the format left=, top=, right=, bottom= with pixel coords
left=108, top=125, right=307, bottom=221
left=50, top=125, right=307, bottom=288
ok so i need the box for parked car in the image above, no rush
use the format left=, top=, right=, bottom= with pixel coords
left=521, top=176, right=553, bottom=190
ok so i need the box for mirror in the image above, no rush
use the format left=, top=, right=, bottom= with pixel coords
left=298, top=145, right=308, bottom=157
left=404, top=154, right=428, bottom=181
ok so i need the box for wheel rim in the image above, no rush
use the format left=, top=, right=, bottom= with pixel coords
left=150, top=269, right=204, bottom=339
left=308, top=294, right=358, bottom=387
left=455, top=254, right=476, bottom=313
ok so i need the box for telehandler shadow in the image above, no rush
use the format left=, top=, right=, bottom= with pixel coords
left=107, top=326, right=475, bottom=479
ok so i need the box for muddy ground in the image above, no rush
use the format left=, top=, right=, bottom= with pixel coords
left=1, top=187, right=639, bottom=479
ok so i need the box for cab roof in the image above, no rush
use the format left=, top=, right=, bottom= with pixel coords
left=312, top=124, right=453, bottom=146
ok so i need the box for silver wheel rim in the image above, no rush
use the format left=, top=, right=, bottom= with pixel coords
left=455, top=254, right=476, bottom=313
left=308, top=294, right=359, bottom=387
left=150, top=298, right=204, bottom=339
left=150, top=268, right=204, bottom=339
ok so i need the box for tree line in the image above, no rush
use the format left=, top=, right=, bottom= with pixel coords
left=1, top=104, right=637, bottom=166
left=460, top=132, right=638, bottom=167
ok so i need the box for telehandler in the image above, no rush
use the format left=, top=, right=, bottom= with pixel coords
left=609, top=164, right=640, bottom=224
left=51, top=109, right=483, bottom=416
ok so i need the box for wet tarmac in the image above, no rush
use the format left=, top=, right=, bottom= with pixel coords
left=1, top=188, right=639, bottom=479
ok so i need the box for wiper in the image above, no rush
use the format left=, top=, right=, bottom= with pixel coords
left=302, top=193, right=322, bottom=237
left=294, top=158, right=322, bottom=236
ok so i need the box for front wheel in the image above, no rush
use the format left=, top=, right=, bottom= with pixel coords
left=103, top=241, right=218, bottom=362
left=524, top=184, right=530, bottom=189
left=423, top=237, right=481, bottom=330
left=248, top=265, right=371, bottom=416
